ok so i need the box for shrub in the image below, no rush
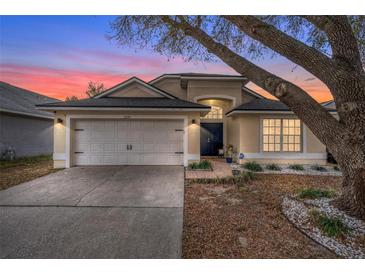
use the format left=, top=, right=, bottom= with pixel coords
left=311, top=164, right=327, bottom=172
left=310, top=210, right=350, bottom=238
left=289, top=164, right=305, bottom=171
left=266, top=163, right=282, bottom=171
left=298, top=188, right=335, bottom=199
left=243, top=161, right=263, bottom=172
left=188, top=160, right=212, bottom=170
left=333, top=165, right=340, bottom=171
left=187, top=171, right=255, bottom=186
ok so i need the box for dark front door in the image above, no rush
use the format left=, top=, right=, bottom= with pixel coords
left=200, top=123, right=223, bottom=156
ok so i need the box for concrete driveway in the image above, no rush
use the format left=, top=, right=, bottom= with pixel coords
left=0, top=166, right=184, bottom=258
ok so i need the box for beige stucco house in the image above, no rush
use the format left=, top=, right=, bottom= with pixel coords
left=37, top=73, right=336, bottom=168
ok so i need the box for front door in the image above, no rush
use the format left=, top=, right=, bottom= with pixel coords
left=200, top=123, right=223, bottom=156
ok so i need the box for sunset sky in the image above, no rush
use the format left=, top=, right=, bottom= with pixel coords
left=0, top=16, right=332, bottom=102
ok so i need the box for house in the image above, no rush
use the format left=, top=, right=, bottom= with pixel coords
left=36, top=73, right=336, bottom=168
left=0, top=82, right=59, bottom=158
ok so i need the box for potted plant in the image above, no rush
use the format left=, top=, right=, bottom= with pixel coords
left=224, top=144, right=236, bottom=164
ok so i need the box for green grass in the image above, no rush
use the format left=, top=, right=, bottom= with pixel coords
left=188, top=160, right=212, bottom=170
left=266, top=163, right=282, bottom=171
left=311, top=210, right=350, bottom=238
left=0, top=154, right=52, bottom=169
left=298, top=188, right=335, bottom=199
left=243, top=161, right=263, bottom=172
left=289, top=164, right=305, bottom=171
left=311, top=164, right=327, bottom=172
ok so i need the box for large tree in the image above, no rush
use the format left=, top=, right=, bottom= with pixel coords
left=110, top=16, right=365, bottom=218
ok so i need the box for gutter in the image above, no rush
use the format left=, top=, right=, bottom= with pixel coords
left=0, top=108, right=54, bottom=120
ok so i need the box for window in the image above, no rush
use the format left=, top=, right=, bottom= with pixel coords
left=263, top=119, right=281, bottom=152
left=203, top=106, right=223, bottom=119
left=262, top=118, right=301, bottom=152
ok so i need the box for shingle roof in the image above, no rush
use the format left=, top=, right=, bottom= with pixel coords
left=226, top=98, right=337, bottom=115
left=0, top=82, right=59, bottom=119
left=37, top=97, right=211, bottom=110
left=149, top=72, right=248, bottom=84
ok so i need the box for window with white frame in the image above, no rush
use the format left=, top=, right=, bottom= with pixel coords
left=262, top=118, right=302, bottom=152
left=202, top=106, right=223, bottom=119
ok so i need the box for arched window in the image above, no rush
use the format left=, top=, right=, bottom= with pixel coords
left=203, top=106, right=223, bottom=119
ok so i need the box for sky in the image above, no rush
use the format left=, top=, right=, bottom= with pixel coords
left=0, top=16, right=332, bottom=102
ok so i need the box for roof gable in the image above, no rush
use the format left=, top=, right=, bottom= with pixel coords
left=95, top=77, right=175, bottom=99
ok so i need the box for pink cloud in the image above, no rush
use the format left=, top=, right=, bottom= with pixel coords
left=0, top=63, right=156, bottom=99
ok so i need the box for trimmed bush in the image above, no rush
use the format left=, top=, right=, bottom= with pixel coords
left=298, top=188, right=335, bottom=199
left=311, top=164, right=327, bottom=172
left=289, top=164, right=305, bottom=171
left=188, top=160, right=212, bottom=170
left=310, top=210, right=350, bottom=238
left=243, top=161, right=263, bottom=172
left=266, top=163, right=282, bottom=171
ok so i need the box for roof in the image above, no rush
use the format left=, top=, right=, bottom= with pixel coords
left=0, top=81, right=59, bottom=119
left=94, top=77, right=177, bottom=99
left=241, top=86, right=265, bottom=99
left=149, top=73, right=248, bottom=84
left=226, top=98, right=337, bottom=115
left=321, top=100, right=336, bottom=109
left=37, top=97, right=211, bottom=111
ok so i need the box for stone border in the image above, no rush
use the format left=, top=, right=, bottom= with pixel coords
left=232, top=164, right=342, bottom=177
left=281, top=196, right=365, bottom=258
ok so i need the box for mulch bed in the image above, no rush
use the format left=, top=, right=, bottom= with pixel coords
left=0, top=160, right=57, bottom=190
left=183, top=174, right=342, bottom=258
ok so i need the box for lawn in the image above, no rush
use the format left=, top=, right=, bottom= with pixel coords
left=0, top=155, right=58, bottom=190
left=183, top=174, right=342, bottom=258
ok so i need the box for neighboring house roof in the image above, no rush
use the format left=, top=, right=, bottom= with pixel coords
left=226, top=98, right=337, bottom=116
left=94, top=77, right=177, bottom=99
left=37, top=97, right=211, bottom=111
left=0, top=81, right=59, bottom=119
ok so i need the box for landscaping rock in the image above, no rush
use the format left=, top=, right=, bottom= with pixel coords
left=282, top=196, right=365, bottom=258
left=238, top=236, right=248, bottom=248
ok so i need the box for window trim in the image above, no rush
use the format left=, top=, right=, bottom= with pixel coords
left=260, top=116, right=304, bottom=153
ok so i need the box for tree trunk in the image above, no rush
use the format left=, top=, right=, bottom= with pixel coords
left=330, top=141, right=365, bottom=219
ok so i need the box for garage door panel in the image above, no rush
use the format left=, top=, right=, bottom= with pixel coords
left=73, top=119, right=184, bottom=166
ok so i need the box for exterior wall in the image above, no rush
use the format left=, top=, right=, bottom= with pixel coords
left=187, top=80, right=244, bottom=108
left=152, top=78, right=187, bottom=100
left=52, top=110, right=202, bottom=168
left=0, top=112, right=53, bottom=157
left=233, top=113, right=327, bottom=165
left=107, top=83, right=163, bottom=98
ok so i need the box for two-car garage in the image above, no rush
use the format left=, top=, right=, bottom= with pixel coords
left=72, top=119, right=185, bottom=166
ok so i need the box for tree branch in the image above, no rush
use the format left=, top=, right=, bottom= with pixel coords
left=303, top=16, right=364, bottom=74
left=223, top=16, right=336, bottom=85
left=159, top=15, right=345, bottom=147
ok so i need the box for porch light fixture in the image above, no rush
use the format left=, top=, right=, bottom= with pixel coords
left=57, top=118, right=63, bottom=124
left=192, top=119, right=196, bottom=124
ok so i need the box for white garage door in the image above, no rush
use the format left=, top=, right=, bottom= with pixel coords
left=73, top=119, right=184, bottom=165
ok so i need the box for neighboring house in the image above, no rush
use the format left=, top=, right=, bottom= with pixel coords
left=36, top=73, right=336, bottom=168
left=0, top=82, right=59, bottom=158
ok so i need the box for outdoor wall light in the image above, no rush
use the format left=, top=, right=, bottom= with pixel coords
left=57, top=118, right=63, bottom=124
left=192, top=119, right=196, bottom=124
